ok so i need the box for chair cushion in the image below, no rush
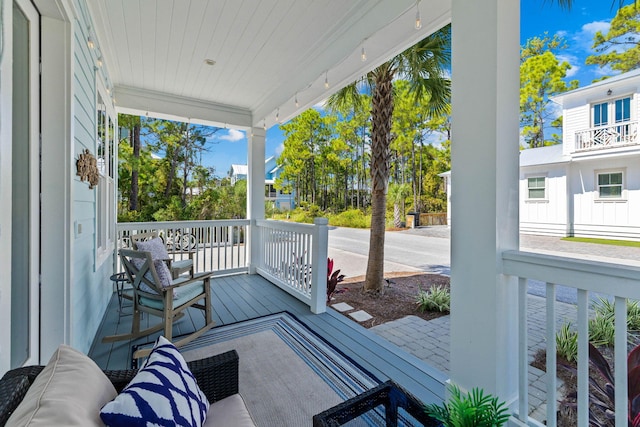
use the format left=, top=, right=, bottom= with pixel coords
left=131, top=256, right=175, bottom=296
left=6, top=345, right=117, bottom=427
left=203, top=394, right=256, bottom=427
left=100, top=336, right=209, bottom=427
left=135, top=237, right=170, bottom=260
left=140, top=280, right=205, bottom=310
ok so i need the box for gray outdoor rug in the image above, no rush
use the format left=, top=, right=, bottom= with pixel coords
left=178, top=312, right=381, bottom=426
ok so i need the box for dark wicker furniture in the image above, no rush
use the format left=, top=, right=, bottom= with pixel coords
left=0, top=350, right=239, bottom=426
left=313, top=380, right=441, bottom=427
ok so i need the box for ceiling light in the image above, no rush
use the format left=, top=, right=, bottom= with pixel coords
left=361, top=46, right=367, bottom=62
left=96, top=56, right=103, bottom=68
left=276, top=108, right=280, bottom=122
left=414, top=1, right=422, bottom=30
left=295, top=93, right=299, bottom=108
left=263, top=119, right=266, bottom=130
left=204, top=59, right=216, bottom=66
left=324, top=71, right=329, bottom=89
left=87, top=35, right=95, bottom=49
left=607, top=89, right=613, bottom=96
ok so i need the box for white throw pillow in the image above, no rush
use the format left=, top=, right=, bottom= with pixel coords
left=100, top=336, right=210, bottom=427
left=6, top=345, right=117, bottom=427
left=135, top=237, right=170, bottom=261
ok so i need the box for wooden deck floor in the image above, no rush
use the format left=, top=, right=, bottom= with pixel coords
left=89, top=273, right=447, bottom=405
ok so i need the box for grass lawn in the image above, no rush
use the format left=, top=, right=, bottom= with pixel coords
left=561, top=236, right=640, bottom=247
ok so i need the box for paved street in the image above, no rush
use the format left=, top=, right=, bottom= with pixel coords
left=329, top=225, right=640, bottom=303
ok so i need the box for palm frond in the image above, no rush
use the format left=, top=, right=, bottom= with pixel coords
left=326, top=84, right=363, bottom=115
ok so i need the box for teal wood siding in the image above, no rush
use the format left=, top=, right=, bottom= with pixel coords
left=70, top=0, right=113, bottom=352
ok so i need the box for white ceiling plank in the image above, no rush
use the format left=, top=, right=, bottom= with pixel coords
left=139, top=0, right=158, bottom=89
left=151, top=0, right=174, bottom=90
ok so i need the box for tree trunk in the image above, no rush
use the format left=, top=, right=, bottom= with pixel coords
left=129, top=122, right=141, bottom=211
left=393, top=202, right=401, bottom=228
left=364, top=63, right=394, bottom=293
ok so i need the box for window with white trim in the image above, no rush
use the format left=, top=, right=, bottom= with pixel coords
left=96, top=80, right=115, bottom=267
left=592, top=96, right=631, bottom=127
left=527, top=176, right=546, bottom=199
left=597, top=171, right=623, bottom=199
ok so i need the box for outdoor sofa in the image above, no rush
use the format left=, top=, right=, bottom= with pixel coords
left=0, top=345, right=255, bottom=426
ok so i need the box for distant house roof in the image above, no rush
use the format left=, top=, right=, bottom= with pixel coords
left=520, top=144, right=568, bottom=167
left=551, top=68, right=640, bottom=106
left=230, top=164, right=248, bottom=176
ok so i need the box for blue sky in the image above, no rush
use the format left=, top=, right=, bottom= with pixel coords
left=200, top=0, right=631, bottom=176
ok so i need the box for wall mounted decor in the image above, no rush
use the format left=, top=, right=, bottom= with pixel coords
left=76, top=149, right=99, bottom=189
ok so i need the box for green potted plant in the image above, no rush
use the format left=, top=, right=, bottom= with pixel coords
left=424, top=384, right=510, bottom=427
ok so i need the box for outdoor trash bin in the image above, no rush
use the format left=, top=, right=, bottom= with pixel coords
left=407, top=212, right=420, bottom=228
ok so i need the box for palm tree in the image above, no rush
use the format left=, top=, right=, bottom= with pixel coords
left=327, top=25, right=450, bottom=293
left=388, top=183, right=411, bottom=228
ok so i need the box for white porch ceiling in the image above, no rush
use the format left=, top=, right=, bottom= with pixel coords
left=87, top=0, right=450, bottom=129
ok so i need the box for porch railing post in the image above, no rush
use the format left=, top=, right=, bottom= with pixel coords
left=310, top=217, right=328, bottom=314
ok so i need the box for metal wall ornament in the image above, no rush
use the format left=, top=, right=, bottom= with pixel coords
left=76, top=149, right=100, bottom=189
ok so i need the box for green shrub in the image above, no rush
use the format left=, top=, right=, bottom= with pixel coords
left=328, top=209, right=371, bottom=228
left=424, top=384, right=510, bottom=427
left=555, top=323, right=578, bottom=363
left=416, top=285, right=450, bottom=313
left=588, top=315, right=615, bottom=347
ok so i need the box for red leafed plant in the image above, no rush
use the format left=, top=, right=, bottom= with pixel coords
left=570, top=343, right=640, bottom=426
left=326, top=258, right=345, bottom=303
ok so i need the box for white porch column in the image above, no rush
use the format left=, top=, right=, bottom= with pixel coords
left=247, top=127, right=266, bottom=274
left=450, top=0, right=520, bottom=404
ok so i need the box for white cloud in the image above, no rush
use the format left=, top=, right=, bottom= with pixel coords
left=582, top=20, right=610, bottom=36
left=275, top=143, right=285, bottom=156
left=219, top=128, right=245, bottom=142
left=557, top=54, right=580, bottom=77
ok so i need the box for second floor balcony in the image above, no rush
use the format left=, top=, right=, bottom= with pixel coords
left=575, top=121, right=639, bottom=152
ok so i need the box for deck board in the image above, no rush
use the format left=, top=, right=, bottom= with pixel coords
left=89, top=273, right=446, bottom=404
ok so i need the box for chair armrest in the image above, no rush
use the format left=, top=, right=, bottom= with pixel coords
left=312, top=381, right=440, bottom=427
left=166, top=272, right=213, bottom=290
left=188, top=350, right=239, bottom=403
left=0, top=375, right=31, bottom=426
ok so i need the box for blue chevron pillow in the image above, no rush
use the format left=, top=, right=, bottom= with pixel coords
left=100, top=336, right=209, bottom=427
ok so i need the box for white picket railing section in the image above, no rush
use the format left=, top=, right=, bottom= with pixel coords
left=116, top=220, right=250, bottom=276
left=502, top=250, right=640, bottom=427
left=575, top=121, right=638, bottom=152
left=255, top=218, right=328, bottom=314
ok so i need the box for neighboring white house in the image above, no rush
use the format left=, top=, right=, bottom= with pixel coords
left=229, top=156, right=296, bottom=210
left=444, top=68, right=640, bottom=241
left=522, top=68, right=640, bottom=241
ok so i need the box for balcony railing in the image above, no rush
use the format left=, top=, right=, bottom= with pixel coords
left=116, top=218, right=328, bottom=313
left=575, top=121, right=638, bottom=152
left=255, top=218, right=328, bottom=314
left=116, top=220, right=250, bottom=276
left=503, top=250, right=640, bottom=426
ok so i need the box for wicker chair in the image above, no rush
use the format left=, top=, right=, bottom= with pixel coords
left=102, top=248, right=215, bottom=359
left=0, top=350, right=239, bottom=427
left=313, top=380, right=440, bottom=427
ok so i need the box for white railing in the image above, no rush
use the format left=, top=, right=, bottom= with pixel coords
left=255, top=218, right=328, bottom=314
left=502, top=250, right=640, bottom=426
left=575, top=121, right=638, bottom=151
left=116, top=219, right=250, bottom=276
